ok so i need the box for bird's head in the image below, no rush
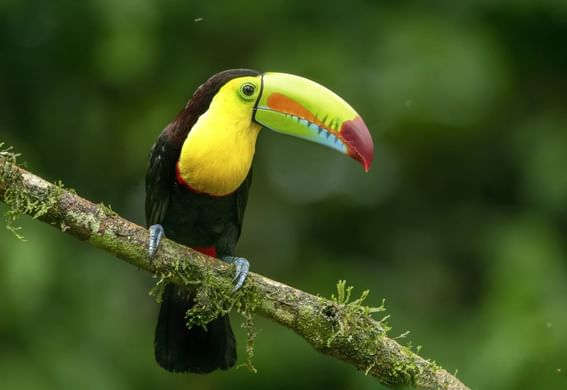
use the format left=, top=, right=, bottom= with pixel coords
left=191, top=70, right=374, bottom=172
left=175, top=69, right=374, bottom=196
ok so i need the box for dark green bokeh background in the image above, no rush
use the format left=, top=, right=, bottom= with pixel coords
left=1, top=1, right=567, bottom=389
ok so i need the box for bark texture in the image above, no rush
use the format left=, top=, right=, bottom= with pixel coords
left=0, top=150, right=469, bottom=390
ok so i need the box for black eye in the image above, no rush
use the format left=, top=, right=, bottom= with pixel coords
left=241, top=83, right=255, bottom=97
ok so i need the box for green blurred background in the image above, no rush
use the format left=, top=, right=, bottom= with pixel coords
left=1, top=1, right=567, bottom=389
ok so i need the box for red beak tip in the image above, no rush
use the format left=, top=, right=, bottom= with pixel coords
left=361, top=156, right=372, bottom=172
left=341, top=116, right=374, bottom=173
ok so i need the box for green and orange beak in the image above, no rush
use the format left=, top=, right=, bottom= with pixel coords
left=253, top=72, right=374, bottom=172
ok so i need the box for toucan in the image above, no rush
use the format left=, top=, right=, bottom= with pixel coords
left=145, top=69, right=374, bottom=373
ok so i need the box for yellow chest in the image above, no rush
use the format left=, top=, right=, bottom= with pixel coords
left=177, top=103, right=261, bottom=196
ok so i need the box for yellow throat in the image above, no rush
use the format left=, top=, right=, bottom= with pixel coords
left=177, top=77, right=262, bottom=196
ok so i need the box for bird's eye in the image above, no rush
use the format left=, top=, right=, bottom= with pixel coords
left=240, top=83, right=256, bottom=98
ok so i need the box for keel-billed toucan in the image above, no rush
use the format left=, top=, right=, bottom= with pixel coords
left=145, top=69, right=373, bottom=373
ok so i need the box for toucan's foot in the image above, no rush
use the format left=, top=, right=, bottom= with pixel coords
left=222, top=256, right=250, bottom=292
left=148, top=224, right=165, bottom=258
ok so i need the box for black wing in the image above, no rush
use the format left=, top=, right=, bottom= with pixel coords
left=213, top=169, right=253, bottom=257
left=235, top=169, right=253, bottom=239
left=145, top=131, right=181, bottom=227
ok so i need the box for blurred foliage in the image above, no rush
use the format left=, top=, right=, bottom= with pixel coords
left=1, top=0, right=567, bottom=389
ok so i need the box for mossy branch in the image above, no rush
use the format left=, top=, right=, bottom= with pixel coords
left=0, top=148, right=469, bottom=390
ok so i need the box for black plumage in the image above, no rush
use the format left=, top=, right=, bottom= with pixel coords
left=145, top=69, right=259, bottom=373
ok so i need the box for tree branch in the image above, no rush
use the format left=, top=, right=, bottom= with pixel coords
left=0, top=149, right=468, bottom=390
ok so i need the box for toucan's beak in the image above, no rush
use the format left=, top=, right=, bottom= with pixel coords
left=253, top=72, right=374, bottom=171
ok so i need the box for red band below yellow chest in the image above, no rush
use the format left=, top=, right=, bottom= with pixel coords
left=175, top=162, right=234, bottom=198
left=192, top=245, right=217, bottom=257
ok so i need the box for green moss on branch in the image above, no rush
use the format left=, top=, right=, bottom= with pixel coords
left=0, top=148, right=469, bottom=390
left=0, top=145, right=64, bottom=239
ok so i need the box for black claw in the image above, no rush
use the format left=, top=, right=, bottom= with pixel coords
left=148, top=224, right=165, bottom=258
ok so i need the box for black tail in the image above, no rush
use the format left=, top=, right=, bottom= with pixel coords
left=154, top=284, right=236, bottom=373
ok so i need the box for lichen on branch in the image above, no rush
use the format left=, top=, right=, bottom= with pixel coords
left=0, top=147, right=469, bottom=390
left=0, top=144, right=63, bottom=239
